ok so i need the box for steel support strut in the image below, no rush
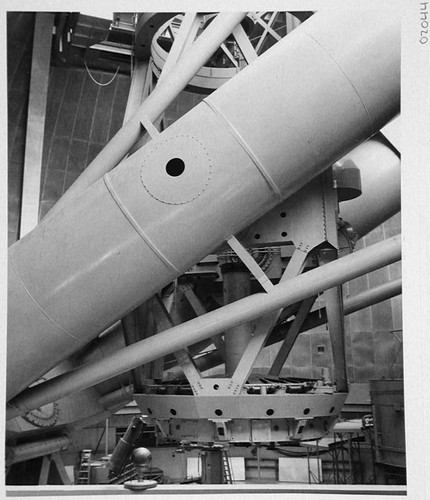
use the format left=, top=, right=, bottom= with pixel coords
left=221, top=263, right=253, bottom=375
left=20, top=13, right=54, bottom=237
left=319, top=248, right=348, bottom=392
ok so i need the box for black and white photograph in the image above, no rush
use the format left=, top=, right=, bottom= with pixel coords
left=2, top=1, right=429, bottom=499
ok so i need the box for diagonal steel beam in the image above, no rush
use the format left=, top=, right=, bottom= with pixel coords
left=268, top=296, right=316, bottom=377
left=151, top=294, right=203, bottom=389
left=182, top=285, right=226, bottom=361
left=232, top=23, right=258, bottom=64
left=255, top=12, right=281, bottom=52
left=158, top=13, right=202, bottom=83
left=122, top=61, right=151, bottom=124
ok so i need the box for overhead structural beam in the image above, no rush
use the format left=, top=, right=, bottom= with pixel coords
left=48, top=11, right=248, bottom=216
left=6, top=234, right=400, bottom=420
left=19, top=13, right=54, bottom=237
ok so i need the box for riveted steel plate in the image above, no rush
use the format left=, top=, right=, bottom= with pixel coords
left=135, top=392, right=347, bottom=420
left=140, top=134, right=213, bottom=205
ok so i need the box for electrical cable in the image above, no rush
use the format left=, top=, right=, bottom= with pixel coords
left=84, top=60, right=120, bottom=86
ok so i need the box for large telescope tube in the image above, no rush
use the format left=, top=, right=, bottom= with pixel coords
left=7, top=10, right=400, bottom=400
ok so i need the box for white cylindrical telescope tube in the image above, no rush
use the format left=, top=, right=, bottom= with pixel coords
left=7, top=10, right=400, bottom=400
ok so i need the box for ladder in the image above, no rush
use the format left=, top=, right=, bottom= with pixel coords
left=77, top=449, right=92, bottom=485
left=221, top=449, right=234, bottom=484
